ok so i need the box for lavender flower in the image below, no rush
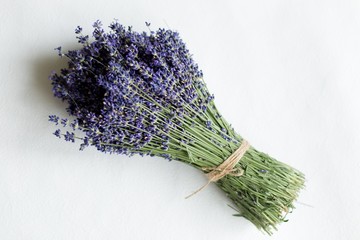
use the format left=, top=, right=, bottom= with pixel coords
left=49, top=115, right=59, bottom=125
left=61, top=118, right=69, bottom=127
left=64, top=131, right=75, bottom=142
left=75, top=26, right=82, bottom=34
left=54, top=47, right=63, bottom=57
left=53, top=129, right=61, bottom=138
left=48, top=20, right=304, bottom=234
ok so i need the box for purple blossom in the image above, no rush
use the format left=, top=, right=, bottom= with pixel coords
left=53, top=129, right=61, bottom=138
left=49, top=20, right=240, bottom=158
left=70, top=119, right=79, bottom=130
left=49, top=115, right=59, bottom=125
left=92, top=20, right=102, bottom=28
left=54, top=47, right=63, bottom=57
left=77, top=35, right=89, bottom=44
left=61, top=118, right=69, bottom=127
left=75, top=26, right=82, bottom=34
left=64, top=131, right=75, bottom=142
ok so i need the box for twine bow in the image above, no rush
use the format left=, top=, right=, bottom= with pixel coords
left=185, top=139, right=250, bottom=199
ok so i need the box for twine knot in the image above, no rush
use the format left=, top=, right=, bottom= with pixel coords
left=185, top=139, right=250, bottom=199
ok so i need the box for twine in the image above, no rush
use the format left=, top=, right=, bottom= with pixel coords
left=185, top=139, right=250, bottom=199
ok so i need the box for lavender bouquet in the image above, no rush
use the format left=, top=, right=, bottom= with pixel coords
left=48, top=20, right=304, bottom=234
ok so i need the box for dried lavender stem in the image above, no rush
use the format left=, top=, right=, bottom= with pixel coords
left=49, top=20, right=304, bottom=234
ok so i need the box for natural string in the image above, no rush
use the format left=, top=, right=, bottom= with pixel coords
left=185, top=139, right=250, bottom=199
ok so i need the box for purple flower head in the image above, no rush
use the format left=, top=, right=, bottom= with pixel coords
left=54, top=46, right=64, bottom=57
left=53, top=129, right=61, bottom=138
left=61, top=118, right=69, bottom=127
left=206, top=121, right=212, bottom=129
left=49, top=20, right=239, bottom=158
left=64, top=131, right=75, bottom=142
left=49, top=115, right=60, bottom=125
left=75, top=26, right=82, bottom=34
left=70, top=119, right=79, bottom=130
left=92, top=20, right=102, bottom=28
left=77, top=35, right=89, bottom=44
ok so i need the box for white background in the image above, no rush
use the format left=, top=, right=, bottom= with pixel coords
left=1, top=0, right=360, bottom=239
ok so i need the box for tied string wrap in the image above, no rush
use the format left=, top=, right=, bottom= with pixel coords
left=185, top=139, right=250, bottom=199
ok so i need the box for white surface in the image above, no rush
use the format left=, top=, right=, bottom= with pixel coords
left=1, top=0, right=360, bottom=239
